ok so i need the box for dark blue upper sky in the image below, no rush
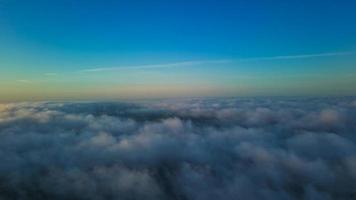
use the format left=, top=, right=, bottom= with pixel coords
left=3, top=0, right=356, bottom=56
left=0, top=0, right=356, bottom=100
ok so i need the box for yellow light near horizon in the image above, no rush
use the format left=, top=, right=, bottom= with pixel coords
left=0, top=104, right=7, bottom=112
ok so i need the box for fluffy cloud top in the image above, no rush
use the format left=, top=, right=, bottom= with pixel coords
left=0, top=97, right=356, bottom=200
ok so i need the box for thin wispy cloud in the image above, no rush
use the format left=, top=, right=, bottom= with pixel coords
left=44, top=73, right=57, bottom=76
left=82, top=60, right=232, bottom=72
left=16, top=79, right=50, bottom=84
left=241, top=51, right=354, bottom=61
left=16, top=79, right=32, bottom=83
left=81, top=51, right=354, bottom=73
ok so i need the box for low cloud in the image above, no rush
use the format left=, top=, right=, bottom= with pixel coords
left=0, top=97, right=356, bottom=200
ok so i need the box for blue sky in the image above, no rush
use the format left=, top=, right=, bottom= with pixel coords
left=0, top=0, right=356, bottom=101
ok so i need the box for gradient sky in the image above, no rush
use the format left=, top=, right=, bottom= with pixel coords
left=1, top=0, right=356, bottom=101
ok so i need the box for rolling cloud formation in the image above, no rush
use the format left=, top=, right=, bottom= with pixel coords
left=0, top=97, right=356, bottom=200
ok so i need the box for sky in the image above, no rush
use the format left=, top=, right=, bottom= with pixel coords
left=0, top=0, right=356, bottom=101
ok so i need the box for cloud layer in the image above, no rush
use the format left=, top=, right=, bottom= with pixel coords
left=0, top=97, right=356, bottom=200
